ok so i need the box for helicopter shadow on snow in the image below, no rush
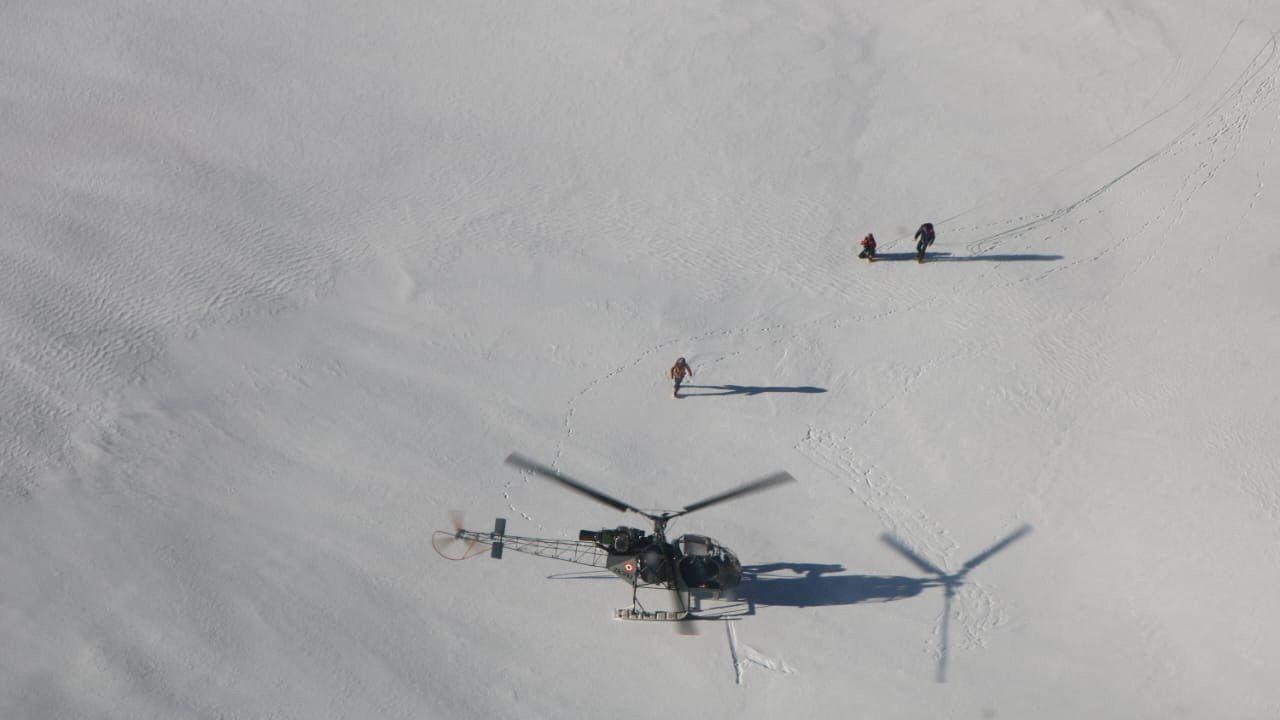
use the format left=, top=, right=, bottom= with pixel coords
left=869, top=251, right=1063, bottom=262
left=547, top=527, right=1032, bottom=684
left=546, top=565, right=932, bottom=615
left=677, top=384, right=827, bottom=398
left=692, top=563, right=933, bottom=618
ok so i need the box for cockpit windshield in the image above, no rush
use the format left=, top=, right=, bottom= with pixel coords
left=676, top=534, right=742, bottom=590
left=678, top=534, right=714, bottom=555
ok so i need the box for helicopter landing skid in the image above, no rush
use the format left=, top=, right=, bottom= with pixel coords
left=614, top=608, right=690, bottom=622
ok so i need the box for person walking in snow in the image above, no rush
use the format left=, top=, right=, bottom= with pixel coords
left=669, top=357, right=693, bottom=399
left=858, top=233, right=877, bottom=262
left=915, top=222, right=936, bottom=262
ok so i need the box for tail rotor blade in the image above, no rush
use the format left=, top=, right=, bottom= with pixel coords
left=433, top=513, right=483, bottom=561
left=432, top=530, right=472, bottom=559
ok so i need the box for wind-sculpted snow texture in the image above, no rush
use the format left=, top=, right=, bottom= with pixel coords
left=3, top=1, right=1279, bottom=717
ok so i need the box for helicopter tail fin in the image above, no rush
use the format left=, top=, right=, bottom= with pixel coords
left=490, top=517, right=507, bottom=559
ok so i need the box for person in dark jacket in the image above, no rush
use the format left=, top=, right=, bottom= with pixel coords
left=858, top=233, right=877, bottom=262
left=915, top=223, right=936, bottom=262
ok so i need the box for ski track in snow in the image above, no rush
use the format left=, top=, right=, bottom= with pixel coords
left=958, top=22, right=1279, bottom=257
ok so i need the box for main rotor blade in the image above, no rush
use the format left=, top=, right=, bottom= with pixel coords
left=880, top=533, right=946, bottom=577
left=960, top=524, right=1032, bottom=572
left=505, top=453, right=642, bottom=514
left=672, top=586, right=699, bottom=636
left=679, top=471, right=796, bottom=516
left=660, top=537, right=699, bottom=636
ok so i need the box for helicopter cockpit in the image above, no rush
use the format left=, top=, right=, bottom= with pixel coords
left=676, top=534, right=743, bottom=592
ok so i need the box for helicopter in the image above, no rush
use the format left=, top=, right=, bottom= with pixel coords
left=432, top=453, right=795, bottom=633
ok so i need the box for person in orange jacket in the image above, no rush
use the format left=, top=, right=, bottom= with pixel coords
left=669, top=357, right=693, bottom=398
left=858, top=233, right=877, bottom=262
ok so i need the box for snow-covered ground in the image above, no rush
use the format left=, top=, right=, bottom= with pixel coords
left=3, top=1, right=1279, bottom=717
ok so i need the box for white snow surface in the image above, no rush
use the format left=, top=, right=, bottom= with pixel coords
left=3, top=1, right=1280, bottom=717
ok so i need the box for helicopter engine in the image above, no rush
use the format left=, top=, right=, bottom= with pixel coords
left=579, top=526, right=648, bottom=554
left=637, top=546, right=667, bottom=584
left=579, top=527, right=674, bottom=585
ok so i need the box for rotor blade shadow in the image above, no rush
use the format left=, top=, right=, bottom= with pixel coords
left=881, top=534, right=946, bottom=576
left=879, top=525, right=1032, bottom=684
left=962, top=524, right=1033, bottom=571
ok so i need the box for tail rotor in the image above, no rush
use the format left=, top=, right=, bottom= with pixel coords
left=432, top=511, right=485, bottom=560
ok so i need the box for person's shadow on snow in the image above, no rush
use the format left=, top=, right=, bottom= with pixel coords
left=868, top=251, right=1063, bottom=262
left=678, top=384, right=827, bottom=397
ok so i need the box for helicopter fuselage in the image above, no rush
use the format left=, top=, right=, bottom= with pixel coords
left=580, top=527, right=743, bottom=593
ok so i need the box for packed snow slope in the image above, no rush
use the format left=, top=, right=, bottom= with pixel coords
left=3, top=1, right=1279, bottom=717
